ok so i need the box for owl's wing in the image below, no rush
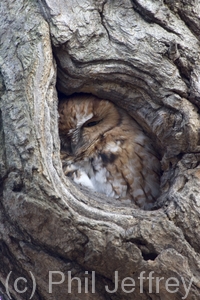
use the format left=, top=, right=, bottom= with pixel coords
left=101, top=135, right=160, bottom=209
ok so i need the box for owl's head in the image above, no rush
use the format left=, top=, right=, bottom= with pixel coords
left=58, top=94, right=121, bottom=157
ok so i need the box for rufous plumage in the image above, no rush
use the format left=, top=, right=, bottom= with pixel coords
left=58, top=94, right=160, bottom=209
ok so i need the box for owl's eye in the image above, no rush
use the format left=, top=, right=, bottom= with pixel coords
left=85, top=120, right=100, bottom=127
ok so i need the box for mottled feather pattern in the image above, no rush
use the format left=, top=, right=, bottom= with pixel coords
left=59, top=94, right=160, bottom=209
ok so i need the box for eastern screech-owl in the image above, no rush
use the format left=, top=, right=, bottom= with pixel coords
left=58, top=94, right=160, bottom=209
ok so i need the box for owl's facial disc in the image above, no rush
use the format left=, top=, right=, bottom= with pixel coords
left=59, top=96, right=121, bottom=157
left=71, top=118, right=102, bottom=156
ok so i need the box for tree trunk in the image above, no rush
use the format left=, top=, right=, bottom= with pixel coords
left=0, top=0, right=200, bottom=299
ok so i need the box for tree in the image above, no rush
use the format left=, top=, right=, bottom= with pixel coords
left=0, top=0, right=200, bottom=299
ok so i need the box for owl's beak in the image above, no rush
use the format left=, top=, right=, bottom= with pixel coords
left=70, top=128, right=81, bottom=155
left=60, top=126, right=84, bottom=157
left=61, top=140, right=77, bottom=156
left=71, top=142, right=77, bottom=155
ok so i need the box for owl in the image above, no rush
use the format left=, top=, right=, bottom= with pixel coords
left=58, top=94, right=160, bottom=209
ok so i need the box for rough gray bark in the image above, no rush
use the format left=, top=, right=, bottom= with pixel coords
left=0, top=0, right=200, bottom=299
